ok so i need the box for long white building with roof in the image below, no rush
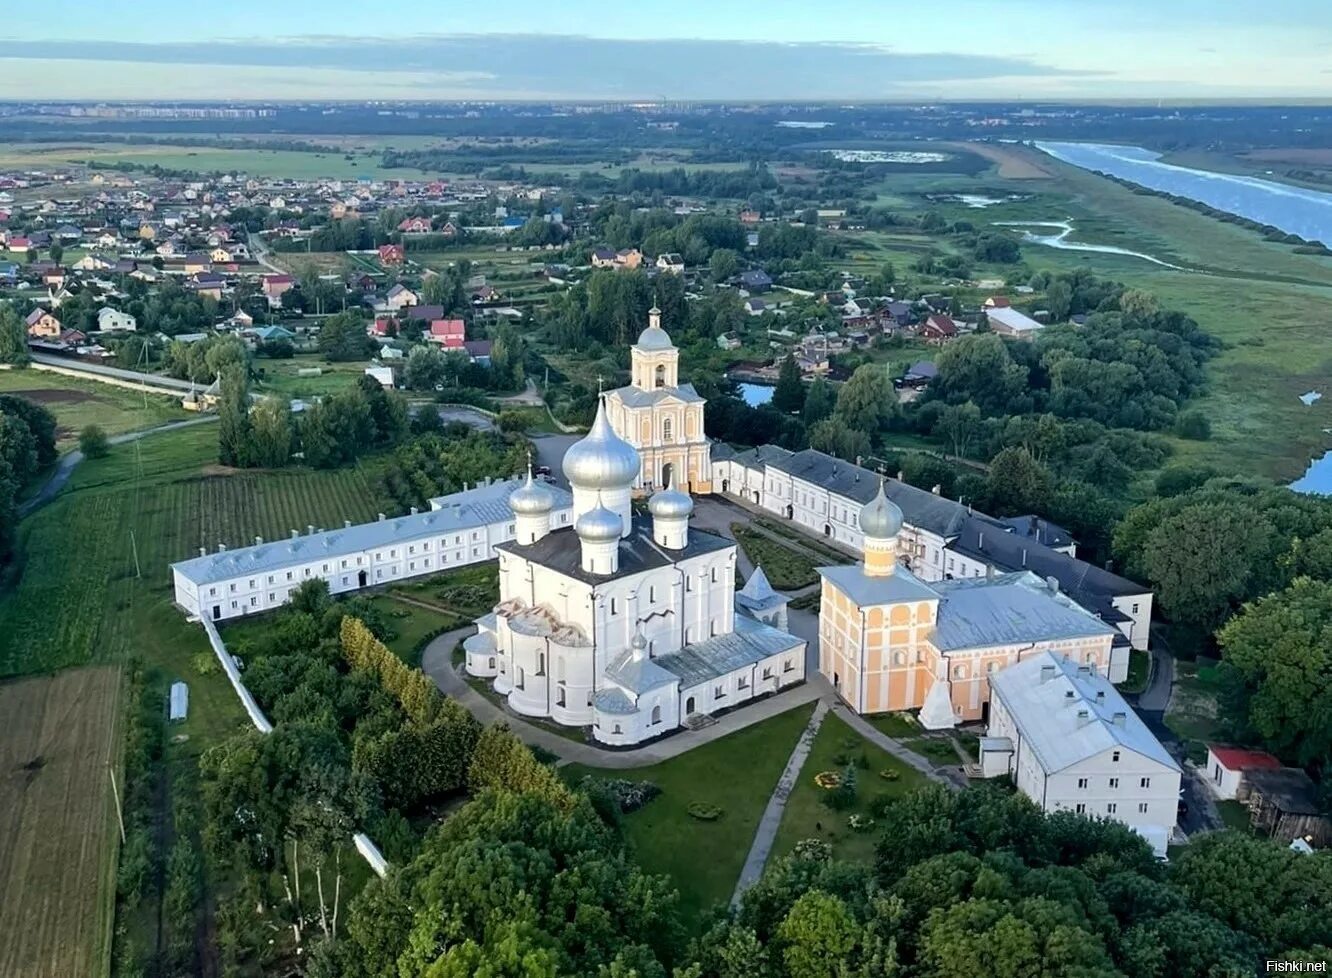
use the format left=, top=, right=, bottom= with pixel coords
left=713, top=444, right=1151, bottom=656
left=171, top=478, right=574, bottom=622
left=984, top=651, right=1181, bottom=855
left=465, top=399, right=805, bottom=745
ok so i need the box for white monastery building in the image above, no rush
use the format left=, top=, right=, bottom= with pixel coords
left=171, top=479, right=573, bottom=622
left=603, top=306, right=712, bottom=494
left=713, top=444, right=1151, bottom=656
left=983, top=652, right=1181, bottom=855
left=465, top=400, right=806, bottom=745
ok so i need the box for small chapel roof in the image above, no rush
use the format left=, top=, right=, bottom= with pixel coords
left=736, top=565, right=786, bottom=613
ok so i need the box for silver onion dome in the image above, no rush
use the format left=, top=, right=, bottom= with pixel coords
left=630, top=625, right=648, bottom=652
left=649, top=472, right=693, bottom=520
left=635, top=316, right=675, bottom=351
left=562, top=399, right=641, bottom=490
left=509, top=466, right=554, bottom=516
left=575, top=498, right=623, bottom=543
left=860, top=478, right=904, bottom=539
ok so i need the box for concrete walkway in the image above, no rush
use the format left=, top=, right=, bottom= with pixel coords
left=732, top=700, right=829, bottom=905
left=18, top=415, right=219, bottom=518
left=420, top=629, right=823, bottom=769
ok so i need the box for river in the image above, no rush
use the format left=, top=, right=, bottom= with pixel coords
left=992, top=220, right=1183, bottom=268
left=1035, top=142, right=1332, bottom=244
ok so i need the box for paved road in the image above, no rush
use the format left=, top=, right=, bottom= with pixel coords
left=435, top=405, right=496, bottom=431
left=530, top=433, right=579, bottom=488
left=18, top=416, right=219, bottom=518
left=1136, top=645, right=1175, bottom=712
left=31, top=352, right=198, bottom=393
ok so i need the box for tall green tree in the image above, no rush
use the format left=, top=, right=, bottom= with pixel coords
left=772, top=354, right=804, bottom=414
left=834, top=364, right=894, bottom=438
left=216, top=365, right=253, bottom=468
left=250, top=397, right=294, bottom=468
left=0, top=304, right=29, bottom=365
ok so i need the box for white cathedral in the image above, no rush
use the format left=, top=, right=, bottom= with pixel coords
left=464, top=399, right=807, bottom=746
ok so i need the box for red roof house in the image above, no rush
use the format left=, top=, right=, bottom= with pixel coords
left=1204, top=744, right=1283, bottom=800
left=427, top=319, right=466, bottom=348
left=919, top=313, right=959, bottom=344
left=378, top=243, right=405, bottom=265
left=397, top=216, right=432, bottom=234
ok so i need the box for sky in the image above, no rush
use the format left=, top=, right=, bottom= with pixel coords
left=1, top=0, right=1330, bottom=101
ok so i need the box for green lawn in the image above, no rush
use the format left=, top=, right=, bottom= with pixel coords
left=864, top=711, right=921, bottom=739
left=0, top=366, right=187, bottom=448
left=253, top=355, right=370, bottom=399
left=1121, top=649, right=1151, bottom=695
left=1165, top=657, right=1225, bottom=750
left=1217, top=800, right=1254, bottom=834
left=731, top=524, right=820, bottom=590
left=563, top=703, right=816, bottom=925
left=771, top=713, right=927, bottom=865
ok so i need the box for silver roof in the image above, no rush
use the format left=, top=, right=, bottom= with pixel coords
left=736, top=565, right=786, bottom=613
left=818, top=562, right=941, bottom=607
left=606, top=383, right=705, bottom=408
left=654, top=615, right=803, bottom=689
left=989, top=652, right=1179, bottom=775
left=635, top=323, right=675, bottom=351
left=930, top=572, right=1118, bottom=651
left=605, top=650, right=678, bottom=694
left=171, top=479, right=571, bottom=587
left=593, top=687, right=638, bottom=715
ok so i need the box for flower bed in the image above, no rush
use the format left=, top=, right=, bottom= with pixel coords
left=813, top=770, right=842, bottom=790
left=687, top=802, right=724, bottom=821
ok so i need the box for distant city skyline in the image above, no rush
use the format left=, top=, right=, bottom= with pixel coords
left=1, top=0, right=1330, bottom=101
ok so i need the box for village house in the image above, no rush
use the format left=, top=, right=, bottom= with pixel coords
left=986, top=305, right=1044, bottom=339
left=262, top=274, right=295, bottom=301
left=918, top=313, right=959, bottom=344
left=655, top=253, right=685, bottom=275
left=96, top=307, right=137, bottom=332
left=397, top=216, right=432, bottom=234
left=386, top=283, right=420, bottom=310
left=738, top=269, right=773, bottom=293
left=25, top=308, right=62, bottom=337
left=378, top=243, right=405, bottom=265
left=427, top=319, right=466, bottom=348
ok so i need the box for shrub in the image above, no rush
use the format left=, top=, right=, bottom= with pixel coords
left=823, top=763, right=858, bottom=811
left=792, top=839, right=833, bottom=862
left=848, top=814, right=875, bottom=832
left=579, top=777, right=662, bottom=814
left=687, top=802, right=724, bottom=821
left=79, top=424, right=109, bottom=459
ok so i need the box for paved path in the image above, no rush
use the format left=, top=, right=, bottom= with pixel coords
left=31, top=352, right=198, bottom=393
left=732, top=700, right=829, bottom=905
left=18, top=416, right=218, bottom=518
left=1136, top=645, right=1175, bottom=712
left=420, top=628, right=822, bottom=769
left=832, top=703, right=962, bottom=787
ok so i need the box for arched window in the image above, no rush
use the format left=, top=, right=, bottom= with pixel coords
left=651, top=704, right=662, bottom=725
left=655, top=363, right=666, bottom=388
left=663, top=417, right=673, bottom=441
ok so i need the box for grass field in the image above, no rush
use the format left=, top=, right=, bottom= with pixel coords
left=0, top=425, right=391, bottom=677
left=0, top=367, right=187, bottom=448
left=563, top=702, right=815, bottom=925
left=770, top=713, right=926, bottom=865
left=0, top=141, right=438, bottom=181
left=0, top=666, right=123, bottom=978
left=731, top=524, right=820, bottom=590
left=253, top=354, right=370, bottom=399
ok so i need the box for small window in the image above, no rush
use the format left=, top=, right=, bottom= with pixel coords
left=1139, top=777, right=1151, bottom=789
left=613, top=723, right=621, bottom=735
left=1112, top=751, right=1121, bottom=763
left=611, top=597, right=619, bottom=616
left=1106, top=803, right=1117, bottom=814
left=738, top=676, right=749, bottom=690
left=714, top=685, right=724, bottom=698
left=783, top=659, right=794, bottom=673
left=649, top=585, right=656, bottom=603
left=286, top=571, right=293, bottom=581
left=1137, top=802, right=1149, bottom=814
left=762, top=666, right=773, bottom=679
left=1077, top=777, right=1088, bottom=789
left=710, top=568, right=718, bottom=583
left=1108, top=777, right=1119, bottom=789
left=1075, top=803, right=1086, bottom=814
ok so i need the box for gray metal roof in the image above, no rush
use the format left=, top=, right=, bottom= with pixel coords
left=988, top=652, right=1179, bottom=775
left=736, top=565, right=786, bottom=613
left=818, top=563, right=941, bottom=608
left=930, top=571, right=1118, bottom=651
left=606, top=650, right=678, bottom=694
left=593, top=687, right=638, bottom=715
left=653, top=615, right=802, bottom=688
left=496, top=517, right=732, bottom=586
left=172, top=479, right=571, bottom=586
left=634, top=324, right=675, bottom=351
left=606, top=383, right=705, bottom=408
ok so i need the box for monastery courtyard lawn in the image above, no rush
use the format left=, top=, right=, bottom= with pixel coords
left=563, top=702, right=815, bottom=925
left=771, top=713, right=928, bottom=866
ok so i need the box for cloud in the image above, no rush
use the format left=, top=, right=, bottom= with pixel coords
left=0, top=33, right=1092, bottom=99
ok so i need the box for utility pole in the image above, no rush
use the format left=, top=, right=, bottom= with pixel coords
left=108, top=766, right=126, bottom=844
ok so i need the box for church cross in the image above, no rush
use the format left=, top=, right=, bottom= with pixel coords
left=596, top=374, right=604, bottom=395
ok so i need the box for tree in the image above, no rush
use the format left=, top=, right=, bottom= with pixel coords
left=79, top=424, right=109, bottom=459
left=1140, top=501, right=1276, bottom=631
left=1175, top=410, right=1212, bottom=440
left=934, top=401, right=983, bottom=459
left=933, top=334, right=1029, bottom=415
left=317, top=311, right=376, bottom=362
left=404, top=344, right=448, bottom=391
left=802, top=377, right=835, bottom=425
left=776, top=891, right=862, bottom=978
left=984, top=447, right=1052, bottom=516
left=0, top=304, right=29, bottom=365
left=1119, top=288, right=1160, bottom=321
left=834, top=364, right=894, bottom=437
left=1045, top=280, right=1074, bottom=322
left=216, top=364, right=253, bottom=468
left=250, top=397, right=294, bottom=468
left=1216, top=578, right=1332, bottom=764
left=772, top=354, right=804, bottom=414
left=710, top=249, right=740, bottom=283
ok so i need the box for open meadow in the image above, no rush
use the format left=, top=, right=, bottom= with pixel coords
left=0, top=367, right=187, bottom=448
left=0, top=666, right=122, bottom=978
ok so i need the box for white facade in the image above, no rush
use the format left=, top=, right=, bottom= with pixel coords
left=97, top=307, right=137, bottom=332
left=713, top=446, right=1152, bottom=656
left=171, top=479, right=572, bottom=622
left=466, top=399, right=806, bottom=746
left=986, top=653, right=1180, bottom=855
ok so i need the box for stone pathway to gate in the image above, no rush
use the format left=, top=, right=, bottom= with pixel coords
left=731, top=700, right=830, bottom=906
